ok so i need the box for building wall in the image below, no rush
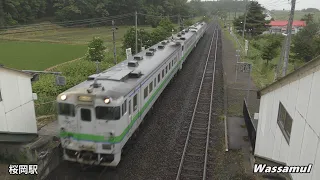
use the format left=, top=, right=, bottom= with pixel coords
left=255, top=69, right=320, bottom=180
left=0, top=69, right=37, bottom=134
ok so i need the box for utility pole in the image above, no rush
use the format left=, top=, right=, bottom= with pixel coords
left=275, top=35, right=287, bottom=81
left=242, top=0, right=248, bottom=40
left=178, top=14, right=181, bottom=31
left=282, top=0, right=296, bottom=77
left=112, top=20, right=117, bottom=65
left=135, top=11, right=138, bottom=54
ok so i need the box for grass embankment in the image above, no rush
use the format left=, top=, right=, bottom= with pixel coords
left=220, top=20, right=305, bottom=89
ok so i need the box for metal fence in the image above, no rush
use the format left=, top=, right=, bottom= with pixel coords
left=243, top=99, right=256, bottom=154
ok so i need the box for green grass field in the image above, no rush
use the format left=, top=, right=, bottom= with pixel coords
left=0, top=24, right=154, bottom=70
left=0, top=40, right=86, bottom=70
left=0, top=17, right=202, bottom=71
left=270, top=10, right=320, bottom=20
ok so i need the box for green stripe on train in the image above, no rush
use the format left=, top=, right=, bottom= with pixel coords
left=60, top=42, right=195, bottom=143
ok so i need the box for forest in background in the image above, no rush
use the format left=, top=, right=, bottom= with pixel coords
left=0, top=0, right=248, bottom=27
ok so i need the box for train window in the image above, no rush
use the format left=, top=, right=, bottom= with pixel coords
left=169, top=63, right=171, bottom=70
left=154, top=78, right=156, bottom=88
left=95, top=106, right=120, bottom=120
left=182, top=46, right=184, bottom=51
left=172, top=60, right=173, bottom=67
left=166, top=66, right=168, bottom=74
left=58, top=103, right=75, bottom=117
left=144, top=87, right=148, bottom=99
left=122, top=100, right=127, bottom=116
left=158, top=74, right=160, bottom=83
left=133, top=94, right=138, bottom=111
left=129, top=100, right=132, bottom=115
left=149, top=82, right=153, bottom=93
left=81, top=109, right=91, bottom=122
left=162, top=70, right=164, bottom=78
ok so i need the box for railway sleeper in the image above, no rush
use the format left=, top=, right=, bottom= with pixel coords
left=192, top=122, right=208, bottom=128
left=192, top=127, right=207, bottom=131
left=182, top=166, right=203, bottom=172
left=191, top=130, right=207, bottom=135
left=186, top=143, right=206, bottom=151
left=181, top=173, right=202, bottom=179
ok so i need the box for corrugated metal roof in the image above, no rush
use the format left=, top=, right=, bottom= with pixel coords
left=269, top=20, right=306, bottom=27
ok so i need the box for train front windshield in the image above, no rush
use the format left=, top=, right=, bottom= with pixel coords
left=95, top=106, right=121, bottom=120
left=58, top=103, right=75, bottom=116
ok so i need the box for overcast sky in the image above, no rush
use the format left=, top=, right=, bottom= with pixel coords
left=195, top=0, right=320, bottom=11
left=258, top=0, right=319, bottom=10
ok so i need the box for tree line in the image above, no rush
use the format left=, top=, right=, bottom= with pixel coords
left=0, top=0, right=248, bottom=27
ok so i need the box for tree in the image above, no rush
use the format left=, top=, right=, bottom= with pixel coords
left=261, top=40, right=277, bottom=65
left=300, top=13, right=314, bottom=25
left=122, top=17, right=175, bottom=55
left=233, top=1, right=268, bottom=37
left=292, top=21, right=320, bottom=62
left=0, top=1, right=5, bottom=27
left=122, top=27, right=153, bottom=55
left=184, top=19, right=194, bottom=26
left=86, top=37, right=106, bottom=62
left=301, top=8, right=319, bottom=12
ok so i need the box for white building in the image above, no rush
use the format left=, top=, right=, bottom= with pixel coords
left=254, top=57, right=320, bottom=179
left=0, top=65, right=38, bottom=142
left=264, top=11, right=272, bottom=21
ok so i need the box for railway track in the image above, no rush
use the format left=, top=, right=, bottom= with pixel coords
left=175, top=27, right=219, bottom=180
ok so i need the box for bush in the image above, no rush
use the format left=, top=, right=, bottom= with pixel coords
left=32, top=56, right=117, bottom=116
left=85, top=37, right=107, bottom=62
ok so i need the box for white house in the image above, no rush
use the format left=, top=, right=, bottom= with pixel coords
left=0, top=65, right=38, bottom=142
left=264, top=10, right=273, bottom=21
left=254, top=56, right=320, bottom=179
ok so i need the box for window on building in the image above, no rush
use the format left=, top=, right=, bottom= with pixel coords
left=277, top=102, right=293, bottom=143
left=149, top=82, right=153, bottom=93
left=144, top=87, right=148, bottom=99
left=133, top=94, right=138, bottom=111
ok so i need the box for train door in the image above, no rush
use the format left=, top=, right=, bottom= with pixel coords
left=128, top=100, right=132, bottom=125
left=77, top=107, right=95, bottom=135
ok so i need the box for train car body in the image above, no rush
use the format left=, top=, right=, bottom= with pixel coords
left=57, top=21, right=208, bottom=167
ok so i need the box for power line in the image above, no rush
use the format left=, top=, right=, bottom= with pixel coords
left=0, top=14, right=135, bottom=35
left=0, top=13, right=135, bottom=29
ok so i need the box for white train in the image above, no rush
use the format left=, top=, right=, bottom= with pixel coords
left=57, top=21, right=208, bottom=167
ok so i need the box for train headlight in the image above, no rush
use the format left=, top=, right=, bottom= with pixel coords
left=104, top=98, right=111, bottom=104
left=61, top=94, right=67, bottom=101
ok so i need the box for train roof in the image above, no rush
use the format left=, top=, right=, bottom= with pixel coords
left=61, top=22, right=206, bottom=99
